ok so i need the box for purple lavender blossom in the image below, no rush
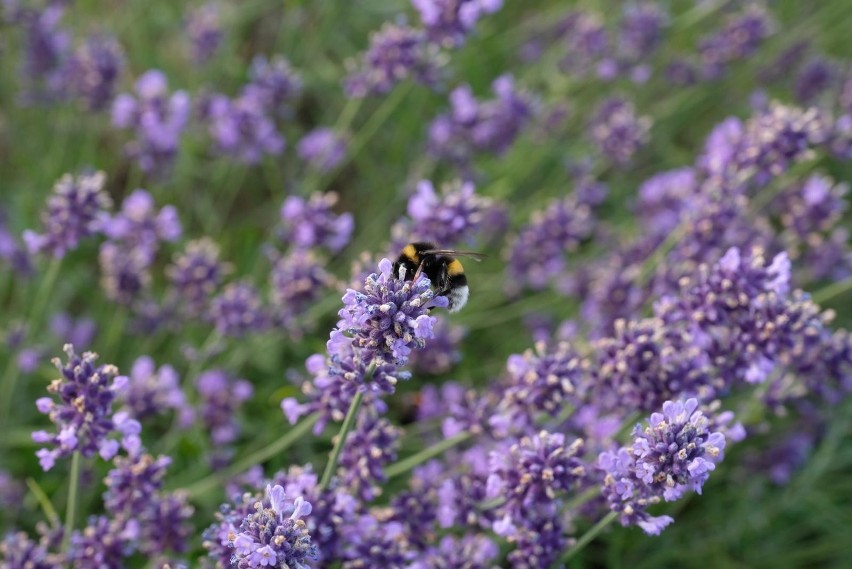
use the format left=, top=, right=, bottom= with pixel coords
left=598, top=398, right=728, bottom=534
left=32, top=345, right=141, bottom=471
left=338, top=258, right=447, bottom=367
left=618, top=2, right=667, bottom=60
left=338, top=413, right=401, bottom=501
left=23, top=170, right=111, bottom=258
left=412, top=0, right=504, bottom=48
left=279, top=192, right=354, bottom=253
left=588, top=97, right=651, bottom=166
left=408, top=315, right=465, bottom=375
left=433, top=447, right=496, bottom=531
left=205, top=92, right=285, bottom=163
left=505, top=195, right=595, bottom=293
left=635, top=168, right=698, bottom=237
left=14, top=2, right=71, bottom=103
left=698, top=5, right=771, bottom=79
left=794, top=58, right=837, bottom=104
left=166, top=237, right=231, bottom=316
left=733, top=102, right=829, bottom=187
left=0, top=208, right=33, bottom=275
left=228, top=485, right=318, bottom=569
left=245, top=55, right=303, bottom=112
left=282, top=259, right=446, bottom=431
left=98, top=242, right=152, bottom=304
left=67, top=33, right=124, bottom=111
left=557, top=11, right=610, bottom=77
left=494, top=342, right=582, bottom=433
left=210, top=281, right=269, bottom=337
left=269, top=249, right=332, bottom=326
left=486, top=431, right=586, bottom=524
left=396, top=179, right=506, bottom=248
left=196, top=369, right=253, bottom=446
left=120, top=356, right=191, bottom=423
left=104, top=453, right=172, bottom=515
left=298, top=128, right=348, bottom=172
left=49, top=312, right=96, bottom=350
left=410, top=534, right=499, bottom=569
left=186, top=3, right=222, bottom=64
left=67, top=515, right=131, bottom=568
left=0, top=530, right=63, bottom=568
left=103, top=189, right=182, bottom=249
left=112, top=70, right=191, bottom=174
left=428, top=75, right=534, bottom=163
left=0, top=470, right=23, bottom=515
left=590, top=318, right=715, bottom=414
left=341, top=513, right=414, bottom=568
left=345, top=23, right=444, bottom=98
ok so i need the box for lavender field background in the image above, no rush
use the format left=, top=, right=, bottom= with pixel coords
left=2, top=0, right=852, bottom=567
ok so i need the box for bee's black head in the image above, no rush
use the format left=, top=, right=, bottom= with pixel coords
left=393, top=242, right=437, bottom=281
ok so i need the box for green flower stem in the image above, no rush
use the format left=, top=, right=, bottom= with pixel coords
left=0, top=257, right=62, bottom=425
left=318, top=390, right=365, bottom=492
left=184, top=413, right=319, bottom=498
left=25, top=477, right=61, bottom=529
left=558, top=511, right=618, bottom=564
left=61, top=451, right=82, bottom=554
left=386, top=431, right=473, bottom=479
left=812, top=276, right=852, bottom=305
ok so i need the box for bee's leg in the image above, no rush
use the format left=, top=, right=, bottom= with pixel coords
left=412, top=260, right=426, bottom=282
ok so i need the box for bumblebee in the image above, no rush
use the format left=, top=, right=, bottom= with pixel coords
left=392, top=242, right=486, bottom=312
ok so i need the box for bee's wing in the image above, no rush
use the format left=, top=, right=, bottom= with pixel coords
left=422, top=249, right=488, bottom=262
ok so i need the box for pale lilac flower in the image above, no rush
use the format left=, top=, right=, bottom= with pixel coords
left=298, top=128, right=348, bottom=172
left=412, top=0, right=504, bottom=48
left=588, top=97, right=651, bottom=166
left=67, top=33, right=124, bottom=110
left=280, top=192, right=354, bottom=253
left=186, top=3, right=222, bottom=64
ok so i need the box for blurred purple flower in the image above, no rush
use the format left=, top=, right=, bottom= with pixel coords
left=345, top=23, right=444, bottom=98
left=698, top=5, right=771, bottom=79
left=32, top=345, right=140, bottom=471
left=245, top=55, right=303, bottom=112
left=408, top=315, right=465, bottom=375
left=410, top=534, right=499, bottom=569
left=205, top=92, right=285, bottom=163
left=120, top=356, right=191, bottom=423
left=67, top=33, right=124, bottom=111
left=635, top=167, right=698, bottom=238
left=280, top=192, right=354, bottom=253
left=588, top=97, right=651, bottom=166
left=210, top=281, right=269, bottom=337
left=166, top=237, right=231, bottom=316
left=49, top=312, right=97, bottom=350
left=196, top=369, right=253, bottom=446
left=186, top=2, right=222, bottom=64
left=338, top=412, right=401, bottom=501
left=14, top=2, right=71, bottom=103
left=506, top=195, right=595, bottom=293
left=102, top=189, right=182, bottom=250
left=112, top=70, right=191, bottom=174
left=269, top=248, right=332, bottom=327
left=24, top=170, right=111, bottom=259
left=396, top=179, right=506, bottom=248
left=428, top=74, right=534, bottom=163
left=795, top=58, right=837, bottom=104
left=412, top=0, right=503, bottom=48
left=298, top=128, right=348, bottom=172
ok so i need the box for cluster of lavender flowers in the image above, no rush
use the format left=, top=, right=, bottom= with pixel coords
left=345, top=0, right=503, bottom=97
left=5, top=1, right=852, bottom=567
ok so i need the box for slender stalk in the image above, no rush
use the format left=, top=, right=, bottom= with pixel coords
left=26, top=477, right=61, bottom=528
left=318, top=390, right=364, bottom=492
left=812, top=276, right=852, bottom=305
left=61, top=451, right=82, bottom=554
left=183, top=413, right=319, bottom=498
left=386, top=431, right=473, bottom=479
left=558, top=511, right=618, bottom=565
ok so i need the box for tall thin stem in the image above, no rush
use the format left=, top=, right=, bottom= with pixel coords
left=318, top=390, right=364, bottom=492
left=386, top=431, right=472, bottom=479
left=61, top=451, right=82, bottom=554
left=557, top=511, right=618, bottom=565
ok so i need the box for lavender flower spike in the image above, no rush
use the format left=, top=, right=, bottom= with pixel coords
left=228, top=484, right=318, bottom=568
left=24, top=170, right=111, bottom=258
left=598, top=397, right=729, bottom=534
left=32, top=345, right=140, bottom=471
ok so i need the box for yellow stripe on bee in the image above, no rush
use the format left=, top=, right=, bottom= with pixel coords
left=402, top=244, right=419, bottom=262
left=447, top=259, right=464, bottom=276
